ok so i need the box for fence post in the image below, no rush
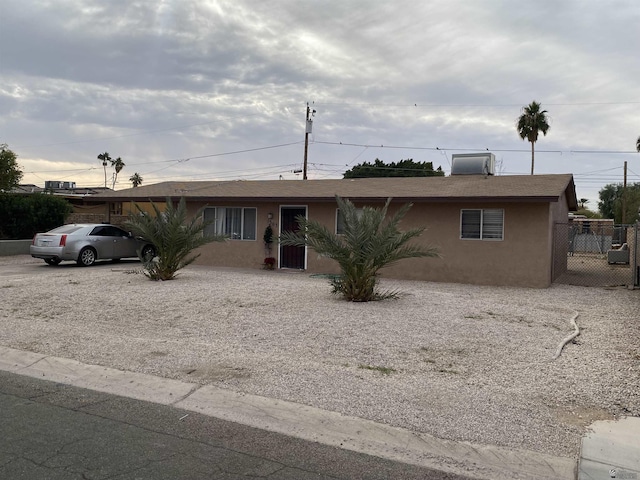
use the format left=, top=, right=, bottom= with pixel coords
left=633, top=222, right=639, bottom=287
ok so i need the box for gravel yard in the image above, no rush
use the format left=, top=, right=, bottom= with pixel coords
left=1, top=255, right=639, bottom=459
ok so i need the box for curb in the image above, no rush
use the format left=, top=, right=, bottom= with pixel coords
left=0, top=345, right=576, bottom=480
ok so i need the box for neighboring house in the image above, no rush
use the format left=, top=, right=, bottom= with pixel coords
left=86, top=173, right=577, bottom=288
left=11, top=184, right=113, bottom=223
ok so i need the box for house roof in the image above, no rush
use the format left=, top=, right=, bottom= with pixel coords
left=87, top=174, right=578, bottom=210
left=11, top=184, right=111, bottom=196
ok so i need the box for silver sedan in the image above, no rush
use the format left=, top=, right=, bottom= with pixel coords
left=30, top=224, right=155, bottom=266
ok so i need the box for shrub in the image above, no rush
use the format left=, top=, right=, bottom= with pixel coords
left=0, top=193, right=72, bottom=239
left=125, top=197, right=225, bottom=281
left=279, top=195, right=438, bottom=301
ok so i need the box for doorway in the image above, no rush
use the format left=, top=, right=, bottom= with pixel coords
left=280, top=206, right=306, bottom=269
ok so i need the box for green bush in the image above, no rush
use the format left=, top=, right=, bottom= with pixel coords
left=279, top=195, right=439, bottom=301
left=0, top=193, right=72, bottom=239
left=125, top=197, right=225, bottom=281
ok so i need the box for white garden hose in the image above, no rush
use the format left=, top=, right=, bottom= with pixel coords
left=553, top=310, right=580, bottom=360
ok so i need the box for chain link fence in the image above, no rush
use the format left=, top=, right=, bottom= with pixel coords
left=553, top=222, right=638, bottom=287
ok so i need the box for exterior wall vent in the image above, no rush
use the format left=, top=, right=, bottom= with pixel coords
left=451, top=153, right=495, bottom=175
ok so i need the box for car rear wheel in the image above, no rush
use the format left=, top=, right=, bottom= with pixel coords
left=44, top=258, right=61, bottom=266
left=77, top=247, right=96, bottom=266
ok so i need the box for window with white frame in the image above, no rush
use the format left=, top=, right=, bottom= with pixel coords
left=203, top=207, right=257, bottom=240
left=460, top=209, right=504, bottom=240
left=336, top=207, right=363, bottom=235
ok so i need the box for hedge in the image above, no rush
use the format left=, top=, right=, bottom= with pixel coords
left=0, top=193, right=73, bottom=239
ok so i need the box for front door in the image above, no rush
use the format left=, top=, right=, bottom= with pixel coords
left=280, top=206, right=306, bottom=269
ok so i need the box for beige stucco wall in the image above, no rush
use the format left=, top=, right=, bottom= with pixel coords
left=381, top=201, right=552, bottom=287
left=190, top=199, right=557, bottom=288
left=191, top=201, right=282, bottom=269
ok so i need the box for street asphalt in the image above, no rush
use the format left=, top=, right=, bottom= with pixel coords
left=0, top=370, right=475, bottom=480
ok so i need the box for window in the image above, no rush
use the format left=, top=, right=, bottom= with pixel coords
left=335, top=208, right=363, bottom=235
left=109, top=202, right=122, bottom=215
left=90, top=225, right=128, bottom=237
left=203, top=207, right=256, bottom=240
left=461, top=209, right=503, bottom=240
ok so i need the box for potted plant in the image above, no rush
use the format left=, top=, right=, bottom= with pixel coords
left=263, top=225, right=273, bottom=246
left=263, top=256, right=276, bottom=270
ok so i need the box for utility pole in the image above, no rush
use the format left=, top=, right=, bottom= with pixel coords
left=303, top=103, right=315, bottom=180
left=622, top=160, right=628, bottom=224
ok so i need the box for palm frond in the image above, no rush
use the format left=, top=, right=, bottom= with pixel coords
left=125, top=197, right=224, bottom=280
left=282, top=195, right=438, bottom=301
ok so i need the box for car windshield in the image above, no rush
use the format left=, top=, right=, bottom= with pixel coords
left=48, top=225, right=84, bottom=234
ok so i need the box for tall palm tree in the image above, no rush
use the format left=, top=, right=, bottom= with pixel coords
left=125, top=197, right=225, bottom=281
left=279, top=195, right=438, bottom=301
left=517, top=101, right=550, bottom=175
left=130, top=172, right=143, bottom=188
left=97, top=152, right=111, bottom=188
left=110, top=157, right=125, bottom=188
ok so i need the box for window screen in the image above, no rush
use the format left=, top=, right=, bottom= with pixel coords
left=203, top=207, right=257, bottom=240
left=461, top=209, right=503, bottom=240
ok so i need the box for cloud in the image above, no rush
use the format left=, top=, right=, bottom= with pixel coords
left=0, top=0, right=638, bottom=204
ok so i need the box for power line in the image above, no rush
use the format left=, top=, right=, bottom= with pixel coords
left=22, top=141, right=303, bottom=175
left=313, top=140, right=563, bottom=154
left=313, top=101, right=640, bottom=108
left=12, top=113, right=264, bottom=149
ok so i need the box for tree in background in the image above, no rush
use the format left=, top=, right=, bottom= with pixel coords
left=0, top=144, right=23, bottom=191
left=516, top=101, right=550, bottom=175
left=343, top=159, right=444, bottom=179
left=97, top=152, right=125, bottom=189
left=598, top=183, right=640, bottom=223
left=111, top=157, right=125, bottom=188
left=279, top=195, right=438, bottom=302
left=130, top=172, right=143, bottom=187
left=125, top=197, right=225, bottom=281
left=97, top=152, right=111, bottom=188
left=575, top=198, right=601, bottom=218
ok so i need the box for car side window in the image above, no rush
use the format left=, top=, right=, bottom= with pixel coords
left=90, top=226, right=108, bottom=236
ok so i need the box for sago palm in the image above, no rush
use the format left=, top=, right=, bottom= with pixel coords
left=517, top=101, right=550, bottom=175
left=279, top=195, right=438, bottom=301
left=125, top=197, right=224, bottom=280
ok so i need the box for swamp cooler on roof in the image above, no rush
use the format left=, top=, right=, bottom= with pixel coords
left=45, top=181, right=76, bottom=189
left=451, top=153, right=495, bottom=175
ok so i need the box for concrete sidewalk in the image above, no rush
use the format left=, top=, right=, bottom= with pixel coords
left=578, top=416, right=640, bottom=480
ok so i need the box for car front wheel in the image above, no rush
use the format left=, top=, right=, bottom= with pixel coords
left=141, top=245, right=156, bottom=262
left=77, top=247, right=96, bottom=267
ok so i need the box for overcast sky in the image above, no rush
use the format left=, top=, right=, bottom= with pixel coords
left=1, top=0, right=639, bottom=206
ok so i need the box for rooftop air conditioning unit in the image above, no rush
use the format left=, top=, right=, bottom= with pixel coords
left=451, top=153, right=495, bottom=176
